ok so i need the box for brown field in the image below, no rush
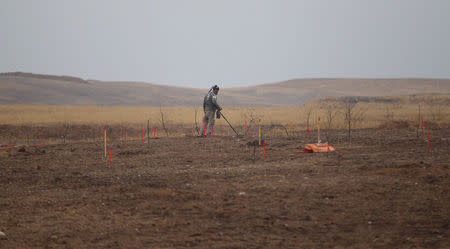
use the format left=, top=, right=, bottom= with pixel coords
left=0, top=125, right=449, bottom=248
left=1, top=99, right=449, bottom=248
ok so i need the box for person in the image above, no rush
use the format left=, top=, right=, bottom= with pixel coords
left=201, top=85, right=222, bottom=137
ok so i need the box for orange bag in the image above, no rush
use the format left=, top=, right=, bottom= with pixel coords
left=303, top=142, right=335, bottom=153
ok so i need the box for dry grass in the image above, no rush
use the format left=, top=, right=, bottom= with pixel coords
left=1, top=96, right=449, bottom=145
left=0, top=104, right=447, bottom=129
left=1, top=95, right=449, bottom=130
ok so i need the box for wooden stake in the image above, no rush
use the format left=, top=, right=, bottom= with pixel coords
left=263, top=140, right=266, bottom=158
left=104, top=126, right=107, bottom=158
left=318, top=117, right=321, bottom=143
left=258, top=119, right=261, bottom=146
left=421, top=115, right=424, bottom=135
left=417, top=104, right=421, bottom=138
left=244, top=120, right=247, bottom=136
left=307, top=120, right=310, bottom=137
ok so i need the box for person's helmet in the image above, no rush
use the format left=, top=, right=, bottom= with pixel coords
left=212, top=85, right=219, bottom=90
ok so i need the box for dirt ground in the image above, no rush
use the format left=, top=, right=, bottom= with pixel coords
left=0, top=127, right=449, bottom=249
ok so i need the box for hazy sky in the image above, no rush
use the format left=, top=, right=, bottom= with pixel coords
left=1, top=0, right=450, bottom=88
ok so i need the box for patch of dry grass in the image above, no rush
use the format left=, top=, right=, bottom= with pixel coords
left=1, top=94, right=449, bottom=130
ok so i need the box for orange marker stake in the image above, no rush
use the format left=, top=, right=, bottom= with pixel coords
left=109, top=148, right=112, bottom=168
left=427, top=132, right=430, bottom=152
left=153, top=126, right=156, bottom=139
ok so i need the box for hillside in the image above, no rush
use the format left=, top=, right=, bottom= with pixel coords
left=1, top=72, right=450, bottom=106
left=0, top=73, right=204, bottom=106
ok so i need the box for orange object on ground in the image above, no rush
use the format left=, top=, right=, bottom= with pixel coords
left=301, top=143, right=335, bottom=153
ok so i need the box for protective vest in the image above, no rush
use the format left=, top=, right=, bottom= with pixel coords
left=203, top=91, right=220, bottom=112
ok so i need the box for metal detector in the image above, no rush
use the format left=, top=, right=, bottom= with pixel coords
left=219, top=112, right=242, bottom=137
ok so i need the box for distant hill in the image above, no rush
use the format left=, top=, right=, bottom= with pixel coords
left=1, top=72, right=449, bottom=106
left=0, top=72, right=203, bottom=106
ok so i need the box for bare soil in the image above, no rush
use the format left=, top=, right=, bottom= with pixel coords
left=0, top=127, right=449, bottom=249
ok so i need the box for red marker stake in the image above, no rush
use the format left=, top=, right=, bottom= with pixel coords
left=427, top=132, right=430, bottom=152
left=263, top=140, right=266, bottom=158
left=109, top=148, right=112, bottom=168
left=203, top=124, right=206, bottom=138
left=244, top=121, right=247, bottom=135
left=0, top=146, right=17, bottom=150
left=153, top=126, right=156, bottom=139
